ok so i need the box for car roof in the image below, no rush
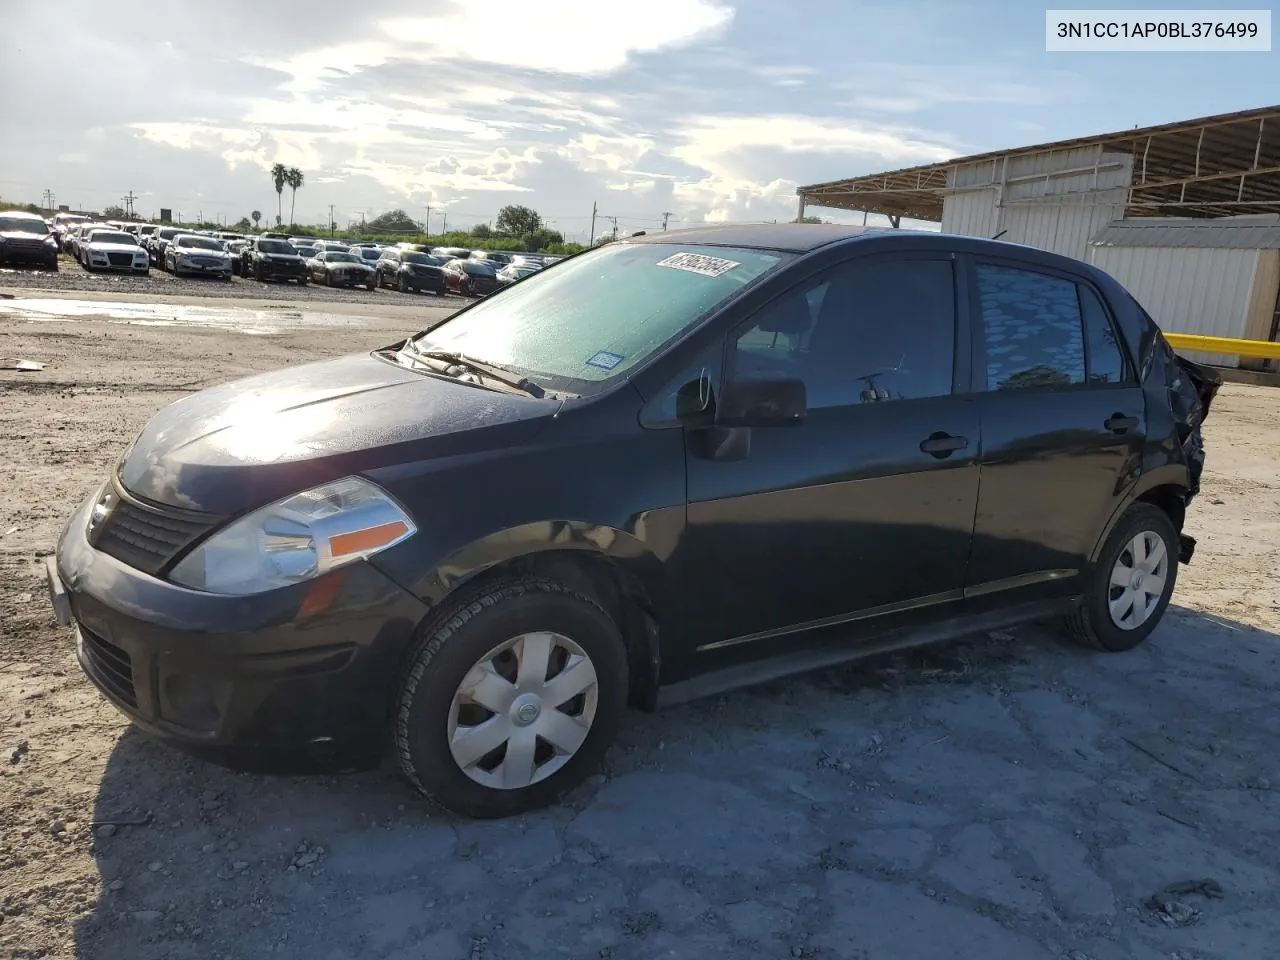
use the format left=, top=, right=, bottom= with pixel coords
left=0, top=210, right=47, bottom=220
left=624, top=223, right=934, bottom=253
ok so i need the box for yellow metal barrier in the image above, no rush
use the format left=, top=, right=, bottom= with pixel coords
left=1163, top=332, right=1280, bottom=360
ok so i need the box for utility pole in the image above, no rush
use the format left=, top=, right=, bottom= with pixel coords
left=589, top=201, right=597, bottom=246
left=122, top=191, right=138, bottom=219
left=607, top=215, right=618, bottom=238
left=328, top=204, right=335, bottom=237
left=661, top=212, right=672, bottom=231
left=440, top=211, right=448, bottom=234
left=424, top=205, right=430, bottom=240
left=42, top=189, right=55, bottom=212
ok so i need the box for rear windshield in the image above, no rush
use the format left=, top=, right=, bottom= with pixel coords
left=159, top=228, right=182, bottom=239
left=325, top=253, right=362, bottom=263
left=463, top=262, right=497, bottom=276
left=258, top=240, right=296, bottom=254
left=402, top=253, right=432, bottom=265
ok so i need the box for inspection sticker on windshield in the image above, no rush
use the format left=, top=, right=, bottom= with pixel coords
left=586, top=351, right=625, bottom=371
left=656, top=252, right=741, bottom=278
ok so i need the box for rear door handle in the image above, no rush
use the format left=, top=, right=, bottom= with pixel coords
left=920, top=432, right=968, bottom=458
left=1105, top=413, right=1139, bottom=433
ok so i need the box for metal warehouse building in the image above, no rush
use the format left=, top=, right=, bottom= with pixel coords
left=796, top=105, right=1280, bottom=367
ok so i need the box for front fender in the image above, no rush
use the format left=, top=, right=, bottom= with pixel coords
left=377, top=518, right=677, bottom=628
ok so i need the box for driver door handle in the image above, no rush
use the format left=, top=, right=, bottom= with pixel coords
left=1105, top=413, right=1139, bottom=433
left=919, top=432, right=968, bottom=458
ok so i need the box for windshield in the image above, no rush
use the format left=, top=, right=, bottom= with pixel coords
left=358, top=248, right=380, bottom=258
left=462, top=261, right=497, bottom=276
left=176, top=236, right=223, bottom=250
left=0, top=216, right=48, bottom=234
left=402, top=253, right=432, bottom=265
left=258, top=240, right=296, bottom=254
left=414, top=242, right=786, bottom=392
left=88, top=232, right=136, bottom=246
left=159, top=228, right=181, bottom=239
left=326, top=253, right=361, bottom=263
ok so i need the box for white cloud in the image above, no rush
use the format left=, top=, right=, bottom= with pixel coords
left=557, top=134, right=655, bottom=174
left=381, top=0, right=733, bottom=74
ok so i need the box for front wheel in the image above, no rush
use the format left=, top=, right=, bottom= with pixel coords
left=1066, top=503, right=1178, bottom=652
left=395, top=579, right=627, bottom=818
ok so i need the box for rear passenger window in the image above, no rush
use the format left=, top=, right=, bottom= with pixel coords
left=1079, top=286, right=1128, bottom=383
left=977, top=264, right=1085, bottom=392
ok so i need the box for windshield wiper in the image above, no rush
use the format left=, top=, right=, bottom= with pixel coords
left=407, top=344, right=546, bottom=398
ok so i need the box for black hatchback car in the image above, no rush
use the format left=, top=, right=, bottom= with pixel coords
left=49, top=225, right=1218, bottom=818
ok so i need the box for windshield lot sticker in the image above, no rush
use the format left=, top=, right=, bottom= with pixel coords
left=656, top=252, right=741, bottom=278
left=586, top=351, right=625, bottom=370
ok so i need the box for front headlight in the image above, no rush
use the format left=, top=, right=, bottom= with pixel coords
left=168, top=477, right=415, bottom=595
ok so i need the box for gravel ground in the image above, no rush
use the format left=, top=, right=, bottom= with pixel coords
left=0, top=255, right=467, bottom=306
left=2, top=300, right=1280, bottom=960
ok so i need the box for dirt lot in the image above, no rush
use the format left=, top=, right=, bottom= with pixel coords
left=0, top=256, right=466, bottom=306
left=2, top=301, right=1279, bottom=960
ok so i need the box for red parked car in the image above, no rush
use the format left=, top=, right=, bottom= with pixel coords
left=442, top=258, right=501, bottom=297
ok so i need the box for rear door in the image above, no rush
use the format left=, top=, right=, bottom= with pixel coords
left=965, top=257, right=1145, bottom=601
left=675, top=253, right=981, bottom=656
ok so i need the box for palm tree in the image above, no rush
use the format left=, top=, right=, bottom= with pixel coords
left=285, top=168, right=304, bottom=228
left=251, top=210, right=261, bottom=229
left=270, top=163, right=287, bottom=226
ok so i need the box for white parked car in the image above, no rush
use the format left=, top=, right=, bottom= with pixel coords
left=165, top=234, right=234, bottom=280
left=80, top=229, right=150, bottom=275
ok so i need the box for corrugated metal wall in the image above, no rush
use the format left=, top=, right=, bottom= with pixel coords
left=1088, top=245, right=1261, bottom=367
left=941, top=148, right=1133, bottom=261
left=940, top=189, right=998, bottom=238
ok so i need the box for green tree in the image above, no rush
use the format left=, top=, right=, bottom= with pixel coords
left=251, top=210, right=262, bottom=228
left=270, top=163, right=287, bottom=226
left=102, top=204, right=127, bottom=219
left=285, top=168, right=304, bottom=227
left=366, top=209, right=420, bottom=233
left=495, top=204, right=542, bottom=237
left=522, top=227, right=564, bottom=252
left=794, top=215, right=824, bottom=224
left=235, top=217, right=252, bottom=231
left=470, top=223, right=492, bottom=239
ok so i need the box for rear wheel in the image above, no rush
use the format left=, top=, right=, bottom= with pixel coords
left=395, top=579, right=627, bottom=818
left=397, top=275, right=407, bottom=293
left=255, top=264, right=265, bottom=282
left=1066, top=503, right=1178, bottom=652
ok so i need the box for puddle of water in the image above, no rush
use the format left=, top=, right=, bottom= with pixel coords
left=0, top=298, right=378, bottom=335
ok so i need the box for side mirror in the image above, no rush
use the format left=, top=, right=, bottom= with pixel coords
left=714, top=377, right=806, bottom=427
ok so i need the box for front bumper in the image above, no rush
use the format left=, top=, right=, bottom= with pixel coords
left=0, top=245, right=59, bottom=268
left=174, top=260, right=232, bottom=278
left=256, top=261, right=307, bottom=281
left=53, top=495, right=429, bottom=769
left=330, top=270, right=375, bottom=287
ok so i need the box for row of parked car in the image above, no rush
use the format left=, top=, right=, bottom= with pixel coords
left=18, top=213, right=558, bottom=297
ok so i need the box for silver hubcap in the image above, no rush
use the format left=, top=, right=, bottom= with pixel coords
left=447, top=632, right=598, bottom=790
left=1108, top=530, right=1168, bottom=630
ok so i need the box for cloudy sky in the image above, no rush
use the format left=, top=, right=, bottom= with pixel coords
left=4, top=1, right=1276, bottom=240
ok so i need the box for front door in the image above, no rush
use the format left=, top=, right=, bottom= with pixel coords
left=676, top=254, right=981, bottom=658
left=964, top=259, right=1147, bottom=600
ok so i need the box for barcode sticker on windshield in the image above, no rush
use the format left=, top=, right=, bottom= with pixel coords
left=656, top=252, right=741, bottom=278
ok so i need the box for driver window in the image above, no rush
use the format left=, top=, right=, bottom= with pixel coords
left=731, top=258, right=957, bottom=409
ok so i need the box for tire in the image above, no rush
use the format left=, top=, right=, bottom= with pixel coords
left=298, top=277, right=308, bottom=287
left=255, top=264, right=265, bottom=282
left=397, top=275, right=407, bottom=293
left=395, top=578, right=628, bottom=818
left=367, top=281, right=376, bottom=291
left=1066, top=503, right=1178, bottom=652
left=460, top=279, right=472, bottom=297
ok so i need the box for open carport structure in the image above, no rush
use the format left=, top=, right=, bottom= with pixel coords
left=796, top=104, right=1280, bottom=262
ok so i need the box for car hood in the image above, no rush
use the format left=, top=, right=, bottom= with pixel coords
left=87, top=242, right=145, bottom=254
left=0, top=230, right=52, bottom=243
left=117, top=351, right=560, bottom=515
left=174, top=248, right=229, bottom=258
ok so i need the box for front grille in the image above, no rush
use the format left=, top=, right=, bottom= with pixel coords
left=93, top=496, right=219, bottom=576
left=79, top=626, right=137, bottom=709
left=107, top=252, right=133, bottom=267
